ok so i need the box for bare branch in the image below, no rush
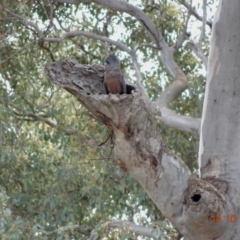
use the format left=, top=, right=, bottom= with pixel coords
left=187, top=41, right=208, bottom=68
left=36, top=220, right=164, bottom=240
left=173, top=7, right=191, bottom=50
left=158, top=72, right=187, bottom=108
left=88, top=229, right=98, bottom=240
left=179, top=0, right=212, bottom=28
left=185, top=0, right=208, bottom=68
left=156, top=107, right=201, bottom=134
left=157, top=17, right=200, bottom=135
left=135, top=43, right=159, bottom=52
left=11, top=109, right=58, bottom=128
left=44, top=30, right=132, bottom=54
left=10, top=107, right=101, bottom=145
left=55, top=0, right=163, bottom=49
left=129, top=51, right=153, bottom=106
left=42, top=0, right=54, bottom=27
left=1, top=6, right=44, bottom=38
left=102, top=10, right=114, bottom=54
left=199, top=0, right=207, bottom=45
left=103, top=220, right=164, bottom=240
left=155, top=72, right=201, bottom=134
left=36, top=224, right=93, bottom=236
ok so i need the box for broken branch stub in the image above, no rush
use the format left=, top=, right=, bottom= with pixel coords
left=45, top=59, right=138, bottom=130
left=45, top=59, right=166, bottom=174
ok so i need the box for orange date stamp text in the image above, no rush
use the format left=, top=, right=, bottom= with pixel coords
left=211, top=214, right=236, bottom=223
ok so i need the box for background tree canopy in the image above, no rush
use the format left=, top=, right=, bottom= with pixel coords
left=0, top=0, right=215, bottom=239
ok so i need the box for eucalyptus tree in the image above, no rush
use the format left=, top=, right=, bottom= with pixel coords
left=2, top=0, right=238, bottom=239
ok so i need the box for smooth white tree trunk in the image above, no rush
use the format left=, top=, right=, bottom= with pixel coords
left=198, top=0, right=240, bottom=238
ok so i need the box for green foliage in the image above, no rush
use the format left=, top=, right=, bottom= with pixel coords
left=0, top=0, right=211, bottom=238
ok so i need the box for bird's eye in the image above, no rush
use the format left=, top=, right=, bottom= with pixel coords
left=106, top=60, right=109, bottom=64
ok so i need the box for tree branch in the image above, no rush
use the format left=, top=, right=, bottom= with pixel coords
left=104, top=220, right=164, bottom=240
left=155, top=71, right=201, bottom=134
left=135, top=43, right=159, bottom=52
left=173, top=7, right=191, bottom=51
left=1, top=6, right=44, bottom=38
left=102, top=10, right=114, bottom=54
left=10, top=108, right=101, bottom=145
left=187, top=41, right=208, bottom=68
left=44, top=30, right=132, bottom=54
left=199, top=0, right=207, bottom=46
left=36, top=223, right=93, bottom=236
left=129, top=51, right=156, bottom=114
left=186, top=0, right=208, bottom=69
left=179, top=0, right=212, bottom=28
left=55, top=0, right=163, bottom=49
left=36, top=220, right=164, bottom=240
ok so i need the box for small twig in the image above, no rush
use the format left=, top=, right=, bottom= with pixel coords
left=179, top=0, right=212, bottom=28
left=44, top=30, right=132, bottom=54
left=187, top=41, right=208, bottom=68
left=103, top=10, right=114, bottom=54
left=198, top=0, right=207, bottom=46
left=9, top=106, right=100, bottom=143
left=183, top=0, right=208, bottom=68
left=173, top=6, right=191, bottom=50
left=130, top=51, right=150, bottom=99
left=0, top=41, right=36, bottom=65
left=98, top=131, right=112, bottom=146
left=14, top=111, right=58, bottom=128
left=103, top=220, right=164, bottom=240
left=36, top=224, right=93, bottom=236
left=1, top=6, right=44, bottom=38
left=135, top=43, right=159, bottom=52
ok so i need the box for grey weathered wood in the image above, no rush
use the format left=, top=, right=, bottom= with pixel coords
left=46, top=52, right=233, bottom=238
